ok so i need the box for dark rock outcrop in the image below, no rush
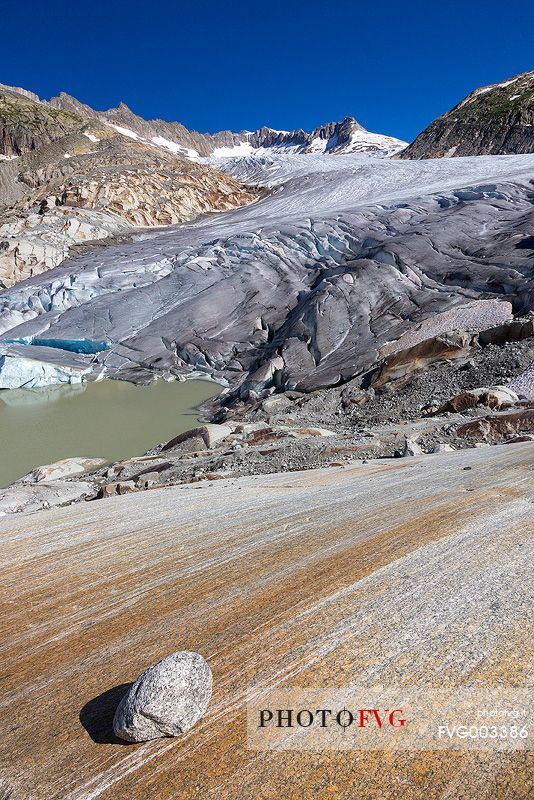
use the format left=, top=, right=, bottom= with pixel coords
left=0, top=86, right=85, bottom=157
left=400, top=71, right=534, bottom=159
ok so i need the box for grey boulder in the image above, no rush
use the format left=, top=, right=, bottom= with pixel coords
left=113, top=651, right=212, bottom=743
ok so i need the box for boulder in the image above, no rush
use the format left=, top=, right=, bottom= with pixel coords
left=261, top=394, right=293, bottom=413
left=162, top=424, right=232, bottom=454
left=436, top=386, right=519, bottom=414
left=508, top=364, right=534, bottom=401
left=403, top=438, right=423, bottom=457
left=135, top=472, right=161, bottom=489
left=21, top=457, right=107, bottom=484
left=431, top=443, right=454, bottom=453
left=291, top=426, right=335, bottom=438
left=242, top=425, right=335, bottom=446
left=477, top=318, right=534, bottom=347
left=500, top=434, right=534, bottom=445
left=379, top=300, right=513, bottom=358
left=189, top=472, right=225, bottom=483
left=372, top=332, right=473, bottom=389
left=456, top=410, right=534, bottom=441
left=113, top=651, right=212, bottom=743
left=96, top=481, right=136, bottom=499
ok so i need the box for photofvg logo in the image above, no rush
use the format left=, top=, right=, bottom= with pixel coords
left=259, top=707, right=406, bottom=731
left=247, top=688, right=531, bottom=751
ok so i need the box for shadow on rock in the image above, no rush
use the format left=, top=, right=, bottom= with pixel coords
left=80, top=683, right=132, bottom=744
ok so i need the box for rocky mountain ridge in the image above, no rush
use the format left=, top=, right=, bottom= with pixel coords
left=2, top=83, right=408, bottom=160
left=399, top=70, right=534, bottom=159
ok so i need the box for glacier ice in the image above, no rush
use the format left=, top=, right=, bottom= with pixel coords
left=0, top=151, right=532, bottom=391
left=0, top=351, right=92, bottom=389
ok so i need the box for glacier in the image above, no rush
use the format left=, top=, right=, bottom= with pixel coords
left=0, top=345, right=93, bottom=389
left=0, top=151, right=533, bottom=392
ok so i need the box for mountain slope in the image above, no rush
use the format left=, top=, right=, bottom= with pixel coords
left=0, top=86, right=86, bottom=157
left=0, top=86, right=259, bottom=286
left=400, top=71, right=534, bottom=159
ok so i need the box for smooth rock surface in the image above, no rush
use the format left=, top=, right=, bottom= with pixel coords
left=0, top=479, right=93, bottom=515
left=0, top=444, right=532, bottom=797
left=113, top=651, right=212, bottom=743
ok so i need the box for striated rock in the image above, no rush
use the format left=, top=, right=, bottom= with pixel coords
left=456, top=410, right=534, bottom=441
left=113, top=651, right=212, bottom=743
left=0, top=480, right=93, bottom=515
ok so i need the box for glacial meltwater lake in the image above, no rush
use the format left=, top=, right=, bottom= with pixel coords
left=0, top=378, right=220, bottom=489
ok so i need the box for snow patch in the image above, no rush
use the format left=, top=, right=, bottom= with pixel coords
left=497, top=78, right=519, bottom=88
left=341, top=129, right=407, bottom=155
left=211, top=141, right=256, bottom=158
left=151, top=136, right=199, bottom=160
left=107, top=123, right=140, bottom=140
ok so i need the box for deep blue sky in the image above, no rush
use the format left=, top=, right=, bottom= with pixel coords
left=1, top=0, right=532, bottom=142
